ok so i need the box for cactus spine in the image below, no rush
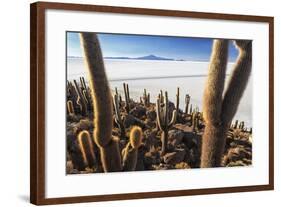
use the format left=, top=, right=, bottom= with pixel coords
left=156, top=91, right=177, bottom=155
left=122, top=126, right=143, bottom=171
left=77, top=130, right=96, bottom=168
left=201, top=39, right=252, bottom=168
left=80, top=32, right=122, bottom=172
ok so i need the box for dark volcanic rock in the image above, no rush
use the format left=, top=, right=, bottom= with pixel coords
left=163, top=149, right=186, bottom=165
left=146, top=110, right=157, bottom=121
left=168, top=129, right=184, bottom=148
left=130, top=106, right=147, bottom=118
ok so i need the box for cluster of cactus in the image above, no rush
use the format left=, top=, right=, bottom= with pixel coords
left=201, top=39, right=252, bottom=168
left=142, top=89, right=150, bottom=107
left=67, top=32, right=252, bottom=173
left=231, top=120, right=252, bottom=134
left=66, top=77, right=92, bottom=116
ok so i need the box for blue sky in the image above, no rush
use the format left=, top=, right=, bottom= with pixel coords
left=67, top=32, right=238, bottom=61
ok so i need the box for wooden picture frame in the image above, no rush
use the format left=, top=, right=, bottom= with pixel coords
left=30, top=1, right=274, bottom=205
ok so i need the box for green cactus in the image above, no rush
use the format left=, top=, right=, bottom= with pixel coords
left=80, top=32, right=122, bottom=172
left=122, top=126, right=143, bottom=171
left=156, top=91, right=177, bottom=155
left=77, top=130, right=96, bottom=168
left=201, top=39, right=252, bottom=168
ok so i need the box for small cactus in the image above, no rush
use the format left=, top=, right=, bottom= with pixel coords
left=77, top=130, right=96, bottom=168
left=185, top=94, right=190, bottom=114
left=122, top=126, right=143, bottom=171
left=67, top=100, right=75, bottom=115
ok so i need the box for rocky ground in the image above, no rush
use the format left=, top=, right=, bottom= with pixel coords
left=66, top=99, right=252, bottom=174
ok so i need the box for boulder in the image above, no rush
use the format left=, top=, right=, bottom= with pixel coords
left=163, top=149, right=186, bottom=165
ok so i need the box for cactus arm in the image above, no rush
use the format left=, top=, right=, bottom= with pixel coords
left=164, top=91, right=169, bottom=127
left=168, top=110, right=177, bottom=128
left=113, top=94, right=121, bottom=123
left=156, top=98, right=164, bottom=131
left=221, top=40, right=252, bottom=126
left=202, top=39, right=229, bottom=125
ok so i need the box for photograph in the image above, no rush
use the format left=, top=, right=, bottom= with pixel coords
left=65, top=31, right=253, bottom=174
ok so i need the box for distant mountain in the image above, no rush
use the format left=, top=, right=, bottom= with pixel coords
left=136, top=55, right=174, bottom=61
left=68, top=54, right=178, bottom=61
left=104, top=56, right=131, bottom=60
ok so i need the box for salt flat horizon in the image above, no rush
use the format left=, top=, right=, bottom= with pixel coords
left=67, top=58, right=253, bottom=127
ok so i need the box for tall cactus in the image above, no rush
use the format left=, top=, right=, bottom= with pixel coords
left=156, top=91, right=177, bottom=155
left=79, top=32, right=122, bottom=172
left=122, top=126, right=143, bottom=171
left=175, top=87, right=180, bottom=122
left=123, top=83, right=130, bottom=113
left=201, top=39, right=252, bottom=168
left=67, top=100, right=75, bottom=115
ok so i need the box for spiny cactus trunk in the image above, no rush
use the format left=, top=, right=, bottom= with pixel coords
left=80, top=32, right=122, bottom=172
left=201, top=124, right=228, bottom=167
left=202, top=40, right=229, bottom=124
left=161, top=130, right=168, bottom=155
left=100, top=137, right=122, bottom=172
left=201, top=40, right=229, bottom=168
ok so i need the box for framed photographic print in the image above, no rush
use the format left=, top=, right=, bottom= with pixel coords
left=30, top=1, right=274, bottom=205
